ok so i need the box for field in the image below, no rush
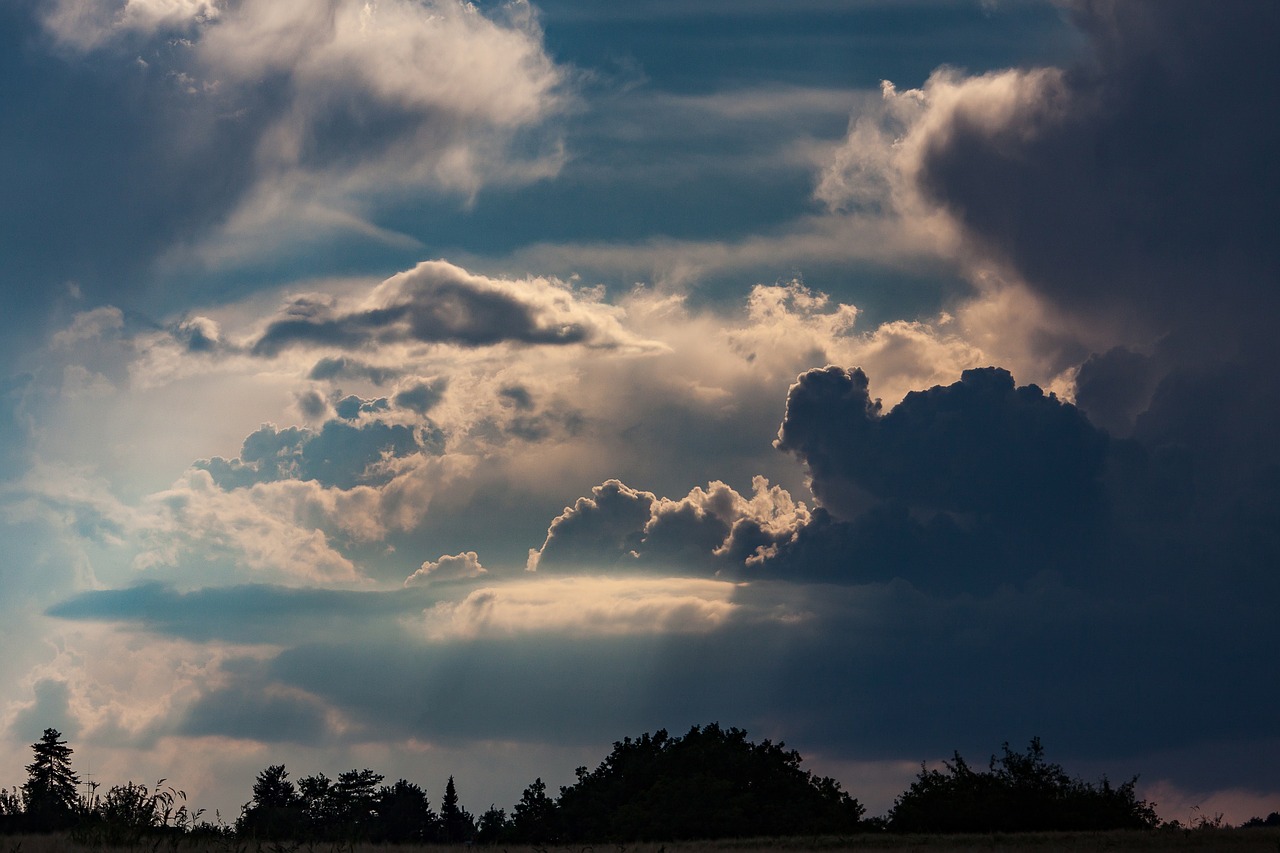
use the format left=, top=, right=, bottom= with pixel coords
left=3, top=830, right=1280, bottom=853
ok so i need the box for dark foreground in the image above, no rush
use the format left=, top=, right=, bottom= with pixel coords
left=6, top=829, right=1280, bottom=852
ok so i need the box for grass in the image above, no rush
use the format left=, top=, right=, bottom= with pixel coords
left=4, top=830, right=1280, bottom=853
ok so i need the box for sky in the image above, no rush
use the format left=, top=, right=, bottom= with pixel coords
left=1, top=0, right=1279, bottom=826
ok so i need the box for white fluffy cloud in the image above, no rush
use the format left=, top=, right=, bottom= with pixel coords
left=41, top=0, right=568, bottom=260
left=404, top=550, right=487, bottom=586
left=41, top=0, right=219, bottom=49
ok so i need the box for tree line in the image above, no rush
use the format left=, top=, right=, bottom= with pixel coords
left=1, top=724, right=1268, bottom=843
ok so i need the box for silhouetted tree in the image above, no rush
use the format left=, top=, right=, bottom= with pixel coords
left=238, top=764, right=304, bottom=839
left=510, top=777, right=559, bottom=843
left=888, top=738, right=1158, bottom=833
left=22, top=728, right=80, bottom=831
left=475, top=804, right=510, bottom=844
left=373, top=779, right=438, bottom=843
left=439, top=775, right=474, bottom=842
left=332, top=768, right=383, bottom=835
left=1243, top=811, right=1280, bottom=828
left=555, top=723, right=864, bottom=841
left=0, top=787, right=23, bottom=833
left=297, top=772, right=337, bottom=835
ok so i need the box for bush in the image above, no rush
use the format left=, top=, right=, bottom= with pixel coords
left=888, top=737, right=1159, bottom=833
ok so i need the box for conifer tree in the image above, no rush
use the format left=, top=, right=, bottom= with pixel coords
left=22, top=728, right=81, bottom=830
left=440, top=775, right=472, bottom=842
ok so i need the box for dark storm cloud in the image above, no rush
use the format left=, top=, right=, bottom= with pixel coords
left=767, top=366, right=1107, bottom=589
left=250, top=262, right=619, bottom=357
left=196, top=416, right=441, bottom=491
left=775, top=365, right=1107, bottom=521
left=912, top=0, right=1280, bottom=339
left=889, top=1, right=1280, bottom=600
left=533, top=367, right=1113, bottom=591
left=1072, top=346, right=1163, bottom=438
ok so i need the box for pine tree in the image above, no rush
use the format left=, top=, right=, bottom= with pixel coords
left=440, top=775, right=472, bottom=842
left=22, top=728, right=81, bottom=830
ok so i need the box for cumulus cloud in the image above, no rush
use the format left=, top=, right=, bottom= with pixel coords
left=528, top=477, right=811, bottom=577
left=776, top=365, right=1108, bottom=520
left=404, top=551, right=487, bottom=587
left=252, top=260, right=656, bottom=355
left=195, top=417, right=437, bottom=491
left=135, top=469, right=366, bottom=583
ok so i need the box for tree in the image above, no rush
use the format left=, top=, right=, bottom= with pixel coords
left=0, top=787, right=23, bottom=833
left=22, top=728, right=80, bottom=830
left=1243, top=811, right=1280, bottom=828
left=887, top=738, right=1159, bottom=833
left=297, top=772, right=336, bottom=834
left=474, top=804, right=509, bottom=844
left=510, top=777, right=558, bottom=843
left=555, top=723, right=864, bottom=841
left=439, top=775, right=473, bottom=843
left=238, top=764, right=304, bottom=839
left=332, top=768, right=383, bottom=834
left=374, top=779, right=438, bottom=843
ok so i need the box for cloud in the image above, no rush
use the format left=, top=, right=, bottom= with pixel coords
left=179, top=683, right=334, bottom=744
left=42, top=0, right=219, bottom=50
left=51, top=306, right=125, bottom=348
left=48, top=582, right=422, bottom=644
left=308, top=356, right=402, bottom=386
left=776, top=365, right=1108, bottom=520
left=393, top=379, right=448, bottom=415
left=135, top=471, right=368, bottom=583
left=196, top=417, right=433, bottom=491
left=8, top=679, right=79, bottom=743
left=528, top=477, right=811, bottom=577
left=25, top=0, right=569, bottom=276
left=251, top=260, right=656, bottom=355
left=404, top=551, right=488, bottom=587
left=417, top=576, right=740, bottom=641
left=903, top=1, right=1280, bottom=342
